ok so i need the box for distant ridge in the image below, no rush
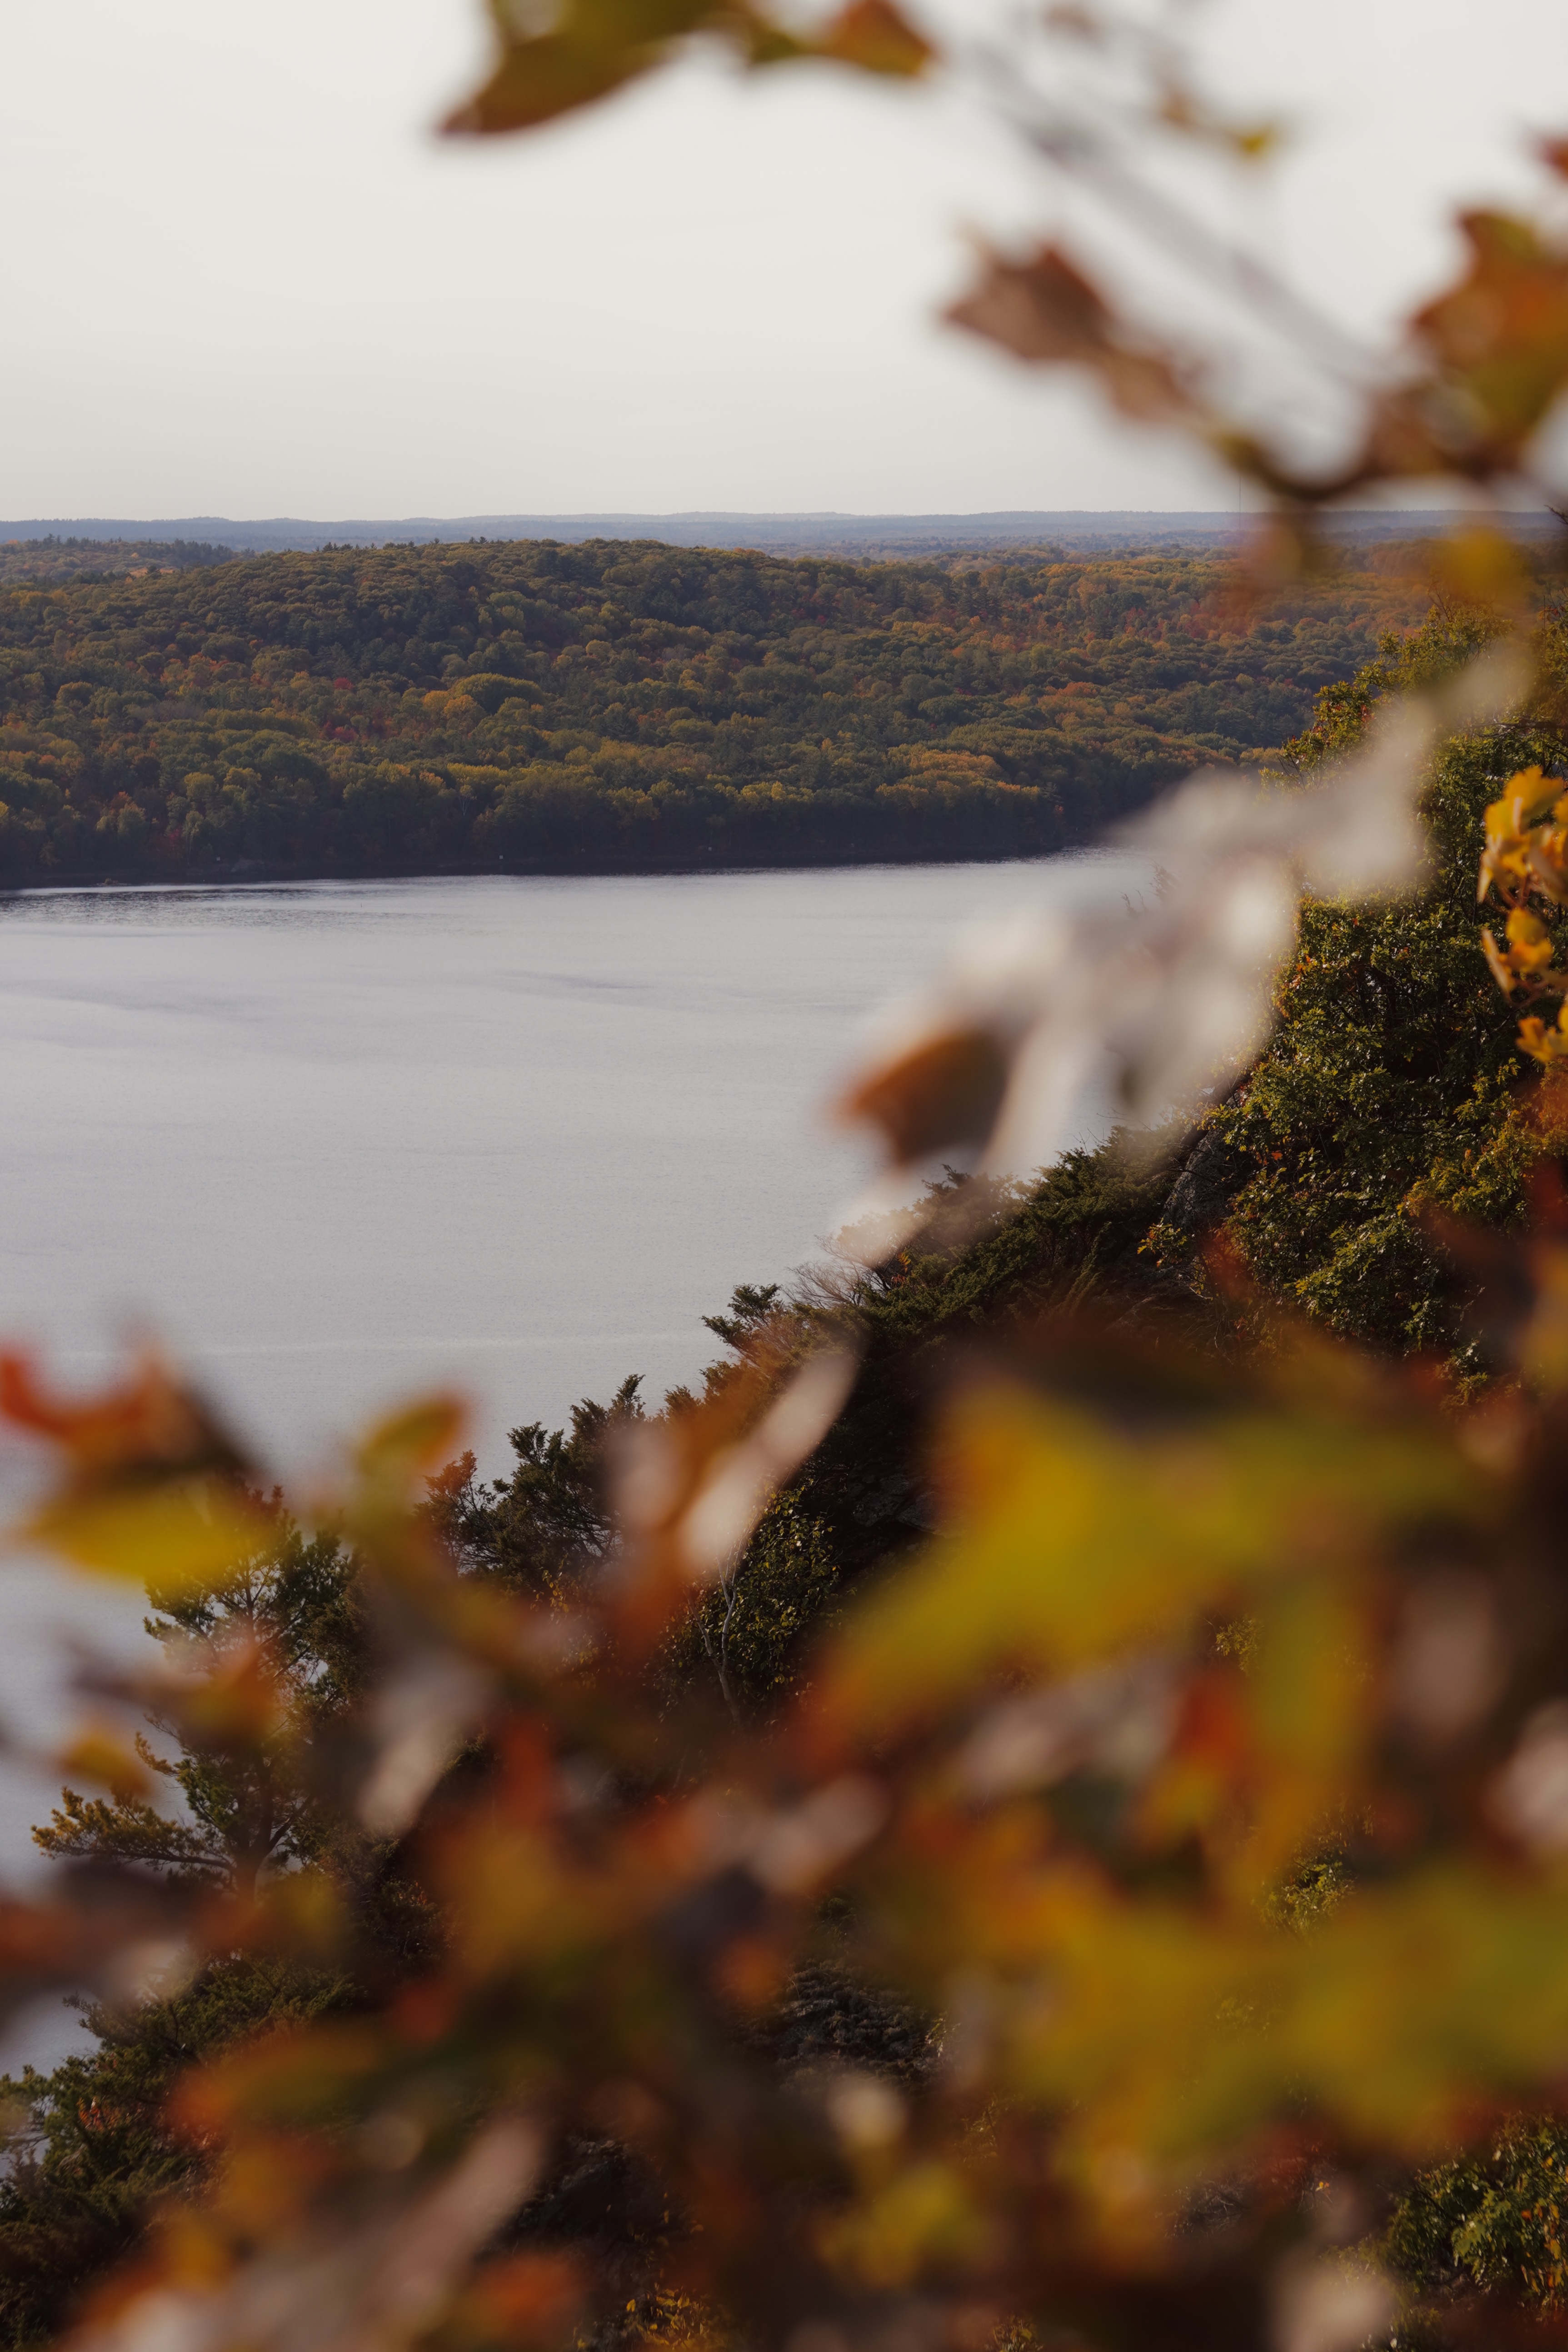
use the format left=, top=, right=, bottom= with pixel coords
left=3, top=509, right=1557, bottom=562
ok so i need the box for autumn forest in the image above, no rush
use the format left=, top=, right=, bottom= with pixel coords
left=0, top=537, right=1433, bottom=884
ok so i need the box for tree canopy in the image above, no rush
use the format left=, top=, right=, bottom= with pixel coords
left=0, top=540, right=1430, bottom=884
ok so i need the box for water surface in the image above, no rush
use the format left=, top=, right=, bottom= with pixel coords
left=0, top=856, right=1139, bottom=1908
left=0, top=859, right=1139, bottom=1476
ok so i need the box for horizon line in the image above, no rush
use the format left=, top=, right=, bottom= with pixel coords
left=6, top=504, right=1550, bottom=527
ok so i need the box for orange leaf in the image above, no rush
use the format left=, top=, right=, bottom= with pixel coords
left=837, top=1025, right=1009, bottom=1164
left=0, top=1347, right=244, bottom=1483
left=814, top=0, right=932, bottom=78
left=1411, top=210, right=1568, bottom=466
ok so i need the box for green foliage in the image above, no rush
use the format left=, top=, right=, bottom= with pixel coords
left=1149, top=606, right=1568, bottom=1357
left=144, top=1510, right=361, bottom=1717
left=434, top=1375, right=645, bottom=1599
left=700, top=1283, right=782, bottom=1349
left=841, top=1153, right=1176, bottom=1345
left=1387, top=2118, right=1568, bottom=2317
left=0, top=1514, right=430, bottom=2341
left=34, top=1508, right=358, bottom=1898
left=0, top=541, right=1427, bottom=884
left=0, top=540, right=234, bottom=589
left=678, top=1485, right=843, bottom=1719
left=0, top=1958, right=351, bottom=2348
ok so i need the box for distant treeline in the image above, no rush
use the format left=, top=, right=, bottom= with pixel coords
left=0, top=537, right=236, bottom=588
left=0, top=539, right=1433, bottom=884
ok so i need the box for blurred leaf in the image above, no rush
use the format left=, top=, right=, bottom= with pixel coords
left=27, top=1477, right=270, bottom=1594
left=355, top=1396, right=468, bottom=1498
left=1410, top=211, right=1568, bottom=470
left=55, top=1725, right=155, bottom=1803
left=0, top=1348, right=246, bottom=1484
left=811, top=0, right=932, bottom=78
left=819, top=1378, right=1479, bottom=1733
left=946, top=244, right=1193, bottom=423
left=1427, top=523, right=1535, bottom=614
left=0, top=1348, right=267, bottom=1591
left=1155, top=77, right=1282, bottom=162
left=1515, top=1239, right=1568, bottom=1389
left=456, top=2250, right=584, bottom=2346
left=818, top=2157, right=987, bottom=2288
left=444, top=0, right=930, bottom=137
left=443, top=0, right=714, bottom=135
left=837, top=1025, right=1010, bottom=1165
left=78, top=2114, right=545, bottom=2352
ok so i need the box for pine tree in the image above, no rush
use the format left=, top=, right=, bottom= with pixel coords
left=0, top=1508, right=370, bottom=2344
left=33, top=1505, right=359, bottom=1900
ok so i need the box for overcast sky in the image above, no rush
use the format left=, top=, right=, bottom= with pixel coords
left=0, top=0, right=1562, bottom=520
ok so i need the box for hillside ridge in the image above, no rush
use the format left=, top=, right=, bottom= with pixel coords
left=5, top=509, right=1559, bottom=560
left=0, top=538, right=1428, bottom=886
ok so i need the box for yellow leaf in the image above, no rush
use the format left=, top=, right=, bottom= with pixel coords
left=55, top=1724, right=153, bottom=1801
left=1520, top=1004, right=1568, bottom=1065
left=28, top=1476, right=270, bottom=1593
left=820, top=1384, right=1477, bottom=1732
left=1428, top=524, right=1533, bottom=615
left=354, top=1396, right=467, bottom=1493
left=1507, top=907, right=1552, bottom=950
left=818, top=2159, right=986, bottom=2288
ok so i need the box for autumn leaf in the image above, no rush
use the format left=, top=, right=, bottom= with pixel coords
left=444, top=0, right=931, bottom=137
left=355, top=1396, right=468, bottom=1497
left=0, top=1349, right=268, bottom=1593
left=836, top=1024, right=1010, bottom=1165
left=818, top=1379, right=1480, bottom=1733
left=1410, top=210, right=1568, bottom=471
left=812, top=0, right=931, bottom=79
left=0, top=1347, right=246, bottom=1485
left=946, top=244, right=1193, bottom=423
left=26, top=1478, right=271, bottom=1595
left=443, top=0, right=714, bottom=136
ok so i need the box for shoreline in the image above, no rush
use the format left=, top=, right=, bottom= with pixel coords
left=0, top=835, right=1105, bottom=896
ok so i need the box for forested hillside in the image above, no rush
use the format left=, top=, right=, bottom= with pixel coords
left=0, top=539, right=233, bottom=588
left=0, top=538, right=1429, bottom=884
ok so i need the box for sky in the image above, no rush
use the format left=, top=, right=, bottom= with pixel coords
left=0, top=0, right=1563, bottom=520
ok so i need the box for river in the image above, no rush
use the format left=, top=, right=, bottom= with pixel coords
left=0, top=855, right=1138, bottom=1974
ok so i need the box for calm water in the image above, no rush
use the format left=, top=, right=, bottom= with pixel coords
left=0, top=859, right=1143, bottom=1477
left=0, top=856, right=1139, bottom=1956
